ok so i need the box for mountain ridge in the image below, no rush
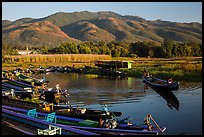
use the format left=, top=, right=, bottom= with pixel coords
left=2, top=11, right=202, bottom=47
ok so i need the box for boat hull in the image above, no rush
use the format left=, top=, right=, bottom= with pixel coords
left=2, top=105, right=163, bottom=135
left=142, top=76, right=179, bottom=91
left=2, top=97, right=122, bottom=121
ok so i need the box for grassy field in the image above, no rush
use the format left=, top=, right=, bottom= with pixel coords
left=2, top=54, right=202, bottom=82
left=2, top=54, right=111, bottom=70
left=116, top=57, right=202, bottom=82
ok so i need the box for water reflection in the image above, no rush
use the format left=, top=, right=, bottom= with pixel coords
left=37, top=73, right=179, bottom=111
left=153, top=89, right=179, bottom=111
left=35, top=73, right=148, bottom=106
left=143, top=81, right=180, bottom=111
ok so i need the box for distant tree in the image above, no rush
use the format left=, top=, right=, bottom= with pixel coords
left=68, top=42, right=79, bottom=54
left=171, top=43, right=180, bottom=57
left=2, top=43, right=19, bottom=55
left=188, top=42, right=202, bottom=56
left=111, top=48, right=121, bottom=57
left=78, top=44, right=92, bottom=54
left=162, top=38, right=174, bottom=58
left=41, top=46, right=49, bottom=54
left=99, top=45, right=111, bottom=55
left=90, top=46, right=100, bottom=54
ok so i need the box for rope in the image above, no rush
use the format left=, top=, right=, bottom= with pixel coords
left=103, top=104, right=119, bottom=121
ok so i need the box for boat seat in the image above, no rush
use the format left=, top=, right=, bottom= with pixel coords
left=27, top=108, right=38, bottom=118
left=37, top=124, right=62, bottom=135
left=44, top=112, right=56, bottom=124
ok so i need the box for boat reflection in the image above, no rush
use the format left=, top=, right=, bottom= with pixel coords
left=97, top=75, right=127, bottom=80
left=153, top=88, right=179, bottom=111
left=143, top=82, right=179, bottom=111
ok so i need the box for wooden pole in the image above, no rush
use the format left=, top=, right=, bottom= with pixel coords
left=149, top=115, right=165, bottom=135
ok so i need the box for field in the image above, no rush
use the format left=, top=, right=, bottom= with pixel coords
left=2, top=54, right=202, bottom=82
left=117, top=57, right=202, bottom=82
left=2, top=54, right=111, bottom=69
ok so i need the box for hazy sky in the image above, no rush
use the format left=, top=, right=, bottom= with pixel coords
left=2, top=2, right=202, bottom=23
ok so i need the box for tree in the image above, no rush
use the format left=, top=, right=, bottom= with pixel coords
left=111, top=48, right=121, bottom=57
left=99, top=45, right=111, bottom=55
left=90, top=46, right=100, bottom=54
left=162, top=38, right=174, bottom=58
left=41, top=46, right=49, bottom=54
left=78, top=44, right=92, bottom=54
left=68, top=43, right=79, bottom=54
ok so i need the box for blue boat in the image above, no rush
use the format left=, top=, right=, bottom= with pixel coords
left=5, top=78, right=35, bottom=88
left=2, top=105, right=166, bottom=135
left=142, top=76, right=179, bottom=91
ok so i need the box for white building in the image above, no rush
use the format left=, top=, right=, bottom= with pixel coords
left=17, top=46, right=33, bottom=55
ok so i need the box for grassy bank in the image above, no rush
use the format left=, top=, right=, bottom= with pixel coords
left=2, top=55, right=202, bottom=82
left=117, top=57, right=202, bottom=82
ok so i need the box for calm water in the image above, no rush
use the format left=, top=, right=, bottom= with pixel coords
left=36, top=73, right=202, bottom=135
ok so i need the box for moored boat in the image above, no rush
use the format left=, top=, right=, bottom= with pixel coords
left=15, top=72, right=48, bottom=86
left=3, top=77, right=35, bottom=88
left=100, top=68, right=125, bottom=77
left=2, top=96, right=123, bottom=121
left=142, top=76, right=179, bottom=91
left=2, top=105, right=166, bottom=135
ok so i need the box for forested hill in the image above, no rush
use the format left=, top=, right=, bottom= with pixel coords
left=2, top=11, right=202, bottom=47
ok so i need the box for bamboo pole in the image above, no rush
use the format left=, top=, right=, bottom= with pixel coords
left=148, top=114, right=165, bottom=135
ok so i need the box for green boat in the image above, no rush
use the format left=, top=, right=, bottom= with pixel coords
left=15, top=72, right=47, bottom=86
left=3, top=105, right=164, bottom=135
left=2, top=96, right=123, bottom=121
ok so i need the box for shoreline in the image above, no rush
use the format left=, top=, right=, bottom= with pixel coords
left=2, top=57, right=202, bottom=82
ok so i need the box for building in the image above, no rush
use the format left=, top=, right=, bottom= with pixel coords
left=95, top=60, right=133, bottom=69
left=17, top=46, right=33, bottom=55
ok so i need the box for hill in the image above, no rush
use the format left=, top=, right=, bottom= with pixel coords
left=2, top=11, right=202, bottom=48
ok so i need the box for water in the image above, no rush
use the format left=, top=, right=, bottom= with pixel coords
left=36, top=73, right=202, bottom=135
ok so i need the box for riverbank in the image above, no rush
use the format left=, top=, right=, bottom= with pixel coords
left=2, top=56, right=202, bottom=82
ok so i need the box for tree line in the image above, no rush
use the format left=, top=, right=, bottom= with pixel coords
left=2, top=39, right=202, bottom=58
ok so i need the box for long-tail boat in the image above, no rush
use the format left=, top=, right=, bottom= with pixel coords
left=2, top=96, right=122, bottom=121
left=3, top=77, right=35, bottom=88
left=15, top=72, right=48, bottom=86
left=3, top=105, right=166, bottom=135
left=142, top=76, right=179, bottom=91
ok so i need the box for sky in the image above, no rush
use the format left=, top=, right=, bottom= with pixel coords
left=2, top=2, right=202, bottom=23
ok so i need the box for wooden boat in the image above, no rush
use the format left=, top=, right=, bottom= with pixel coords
left=45, top=66, right=56, bottom=72
left=15, top=72, right=48, bottom=86
left=142, top=76, right=179, bottom=91
left=2, top=82, right=33, bottom=92
left=100, top=69, right=125, bottom=77
left=3, top=78, right=35, bottom=88
left=2, top=96, right=123, bottom=121
left=2, top=105, right=165, bottom=135
left=2, top=106, right=99, bottom=135
left=2, top=84, right=34, bottom=99
left=71, top=67, right=83, bottom=73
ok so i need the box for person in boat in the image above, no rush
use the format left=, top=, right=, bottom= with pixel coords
left=167, top=78, right=173, bottom=84
left=101, top=119, right=118, bottom=129
left=143, top=68, right=150, bottom=77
